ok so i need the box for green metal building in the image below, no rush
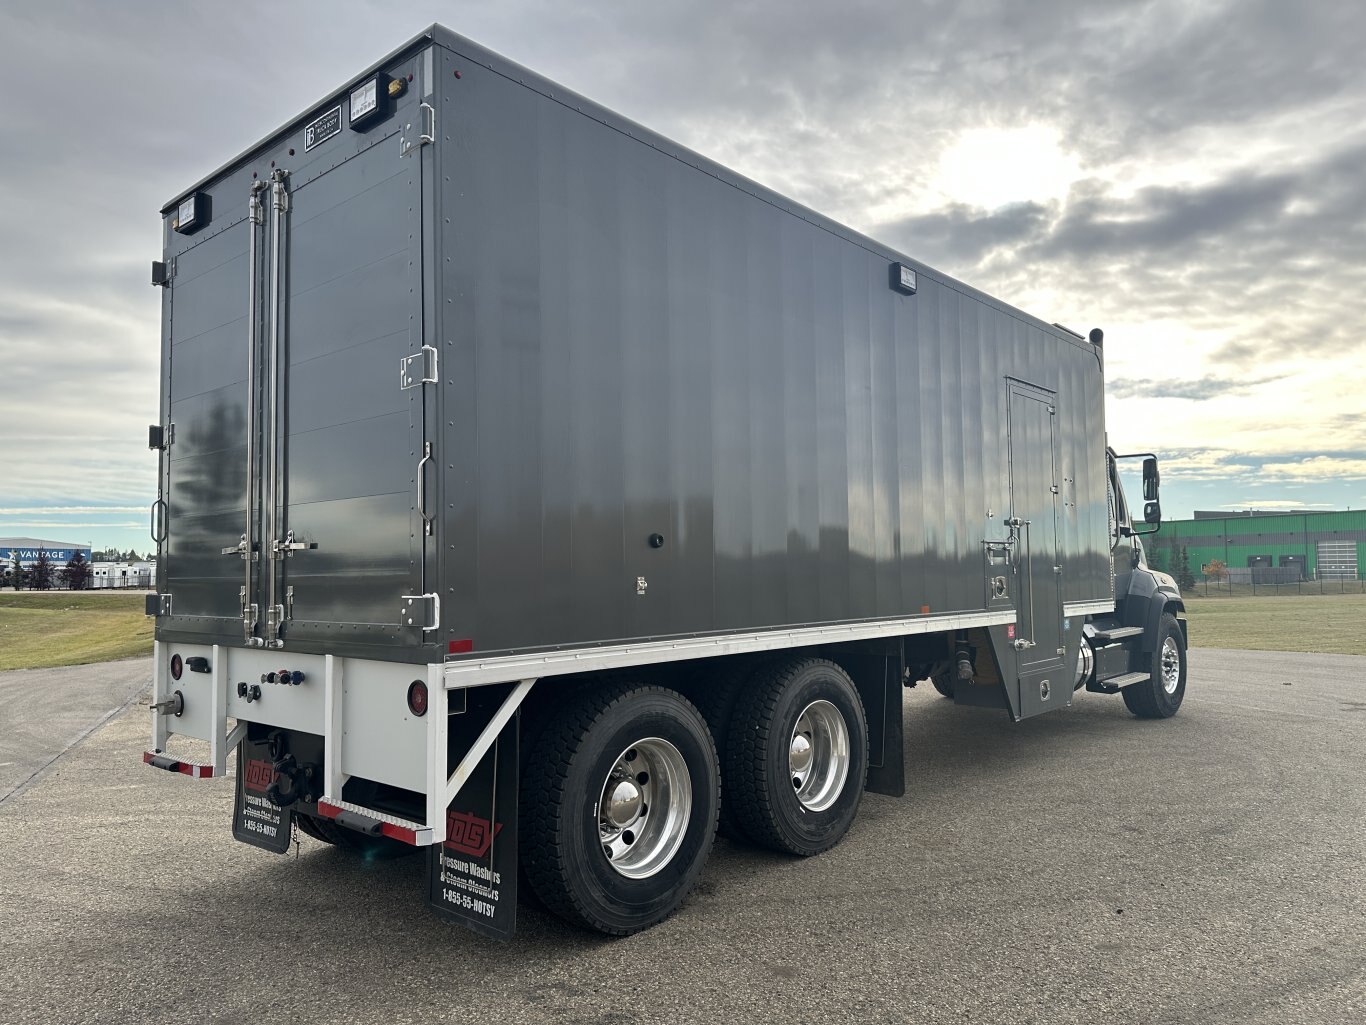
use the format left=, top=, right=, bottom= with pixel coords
left=1147, top=510, right=1366, bottom=580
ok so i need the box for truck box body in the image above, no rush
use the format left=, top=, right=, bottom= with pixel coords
left=147, top=27, right=1181, bottom=937
left=155, top=26, right=1111, bottom=674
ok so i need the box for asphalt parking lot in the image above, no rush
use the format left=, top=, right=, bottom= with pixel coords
left=1, top=648, right=1363, bottom=1025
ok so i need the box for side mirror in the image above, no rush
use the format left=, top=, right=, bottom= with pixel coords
left=1144, top=501, right=1161, bottom=525
left=1142, top=457, right=1159, bottom=502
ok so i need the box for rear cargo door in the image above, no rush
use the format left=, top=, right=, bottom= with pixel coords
left=161, top=186, right=265, bottom=639
left=267, top=141, right=429, bottom=647
left=1006, top=381, right=1065, bottom=688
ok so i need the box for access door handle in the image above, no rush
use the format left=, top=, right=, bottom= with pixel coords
left=416, top=442, right=434, bottom=536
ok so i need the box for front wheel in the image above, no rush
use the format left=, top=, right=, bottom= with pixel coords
left=1122, top=612, right=1187, bottom=719
left=520, top=683, right=719, bottom=935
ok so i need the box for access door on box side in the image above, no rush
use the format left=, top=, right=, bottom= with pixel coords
left=1006, top=379, right=1066, bottom=716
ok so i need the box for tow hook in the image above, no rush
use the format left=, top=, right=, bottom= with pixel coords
left=150, top=690, right=185, bottom=717
left=265, top=753, right=319, bottom=808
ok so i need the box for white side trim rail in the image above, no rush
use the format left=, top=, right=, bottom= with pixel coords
left=443, top=609, right=1017, bottom=690
left=1063, top=600, right=1116, bottom=618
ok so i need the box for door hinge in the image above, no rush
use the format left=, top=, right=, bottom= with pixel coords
left=1050, top=484, right=1059, bottom=494
left=148, top=423, right=175, bottom=451
left=401, top=592, right=440, bottom=632
left=400, top=101, right=435, bottom=157
left=146, top=593, right=173, bottom=616
left=400, top=345, right=438, bottom=389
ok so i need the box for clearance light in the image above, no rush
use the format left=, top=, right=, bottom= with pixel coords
left=173, top=192, right=208, bottom=235
left=890, top=262, right=917, bottom=295
left=349, top=74, right=390, bottom=131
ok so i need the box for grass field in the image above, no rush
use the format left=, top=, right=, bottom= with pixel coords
left=0, top=588, right=1360, bottom=670
left=0, top=592, right=154, bottom=671
left=1183, top=592, right=1366, bottom=655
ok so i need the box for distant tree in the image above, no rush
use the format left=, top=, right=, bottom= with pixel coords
left=31, top=549, right=54, bottom=590
left=64, top=551, right=92, bottom=590
left=9, top=550, right=22, bottom=590
left=1147, top=539, right=1169, bottom=573
left=1203, top=557, right=1228, bottom=585
left=1174, top=549, right=1196, bottom=590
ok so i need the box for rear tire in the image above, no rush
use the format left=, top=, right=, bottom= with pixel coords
left=930, top=673, right=955, bottom=699
left=687, top=661, right=763, bottom=840
left=725, top=658, right=868, bottom=856
left=1122, top=612, right=1187, bottom=719
left=520, top=683, right=720, bottom=935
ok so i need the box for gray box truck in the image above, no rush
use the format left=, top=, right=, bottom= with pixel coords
left=145, top=25, right=1188, bottom=937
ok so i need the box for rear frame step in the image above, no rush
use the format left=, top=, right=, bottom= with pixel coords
left=316, top=798, right=433, bottom=846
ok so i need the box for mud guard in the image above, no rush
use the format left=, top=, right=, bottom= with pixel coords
left=427, top=693, right=520, bottom=940
left=1143, top=593, right=1187, bottom=652
left=830, top=646, right=905, bottom=798
left=232, top=735, right=293, bottom=854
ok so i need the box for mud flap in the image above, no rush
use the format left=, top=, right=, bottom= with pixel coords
left=427, top=711, right=518, bottom=940
left=232, top=737, right=292, bottom=854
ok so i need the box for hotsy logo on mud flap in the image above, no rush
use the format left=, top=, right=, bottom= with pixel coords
left=444, top=810, right=503, bottom=858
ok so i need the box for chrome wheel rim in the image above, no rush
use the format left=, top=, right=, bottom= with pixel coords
left=789, top=700, right=850, bottom=812
left=1160, top=637, right=1182, bottom=694
left=598, top=738, right=692, bottom=879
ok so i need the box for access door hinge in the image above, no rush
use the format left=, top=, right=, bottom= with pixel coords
left=401, top=593, right=440, bottom=632
left=401, top=345, right=438, bottom=389
left=151, top=259, right=173, bottom=287
left=146, top=593, right=173, bottom=616
left=148, top=423, right=175, bottom=451
left=1050, top=484, right=1059, bottom=494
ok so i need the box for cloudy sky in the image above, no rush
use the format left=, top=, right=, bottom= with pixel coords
left=2, top=0, right=1364, bottom=554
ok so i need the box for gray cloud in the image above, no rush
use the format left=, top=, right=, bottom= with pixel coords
left=3, top=0, right=1366, bottom=545
left=1107, top=375, right=1286, bottom=401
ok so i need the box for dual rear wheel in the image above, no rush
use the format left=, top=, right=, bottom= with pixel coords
left=519, top=658, right=868, bottom=935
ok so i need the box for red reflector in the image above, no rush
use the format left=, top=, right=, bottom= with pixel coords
left=381, top=822, right=419, bottom=845
left=170, top=653, right=183, bottom=681
left=448, top=638, right=473, bottom=654
left=407, top=680, right=429, bottom=717
left=1007, top=624, right=1016, bottom=639
left=920, top=604, right=930, bottom=614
